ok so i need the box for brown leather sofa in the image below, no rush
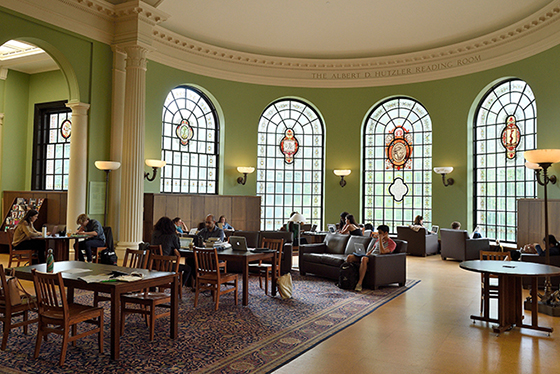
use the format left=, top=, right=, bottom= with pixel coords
left=440, top=228, right=490, bottom=261
left=396, top=226, right=438, bottom=256
left=228, top=230, right=293, bottom=275
left=298, top=233, right=407, bottom=289
left=521, top=253, right=560, bottom=289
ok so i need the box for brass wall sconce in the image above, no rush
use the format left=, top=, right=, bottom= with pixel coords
left=333, top=170, right=351, bottom=187
left=94, top=161, right=121, bottom=226
left=433, top=167, right=454, bottom=187
left=144, top=159, right=166, bottom=181
left=237, top=167, right=255, bottom=185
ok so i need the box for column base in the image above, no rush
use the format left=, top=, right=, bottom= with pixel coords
left=115, top=241, right=141, bottom=258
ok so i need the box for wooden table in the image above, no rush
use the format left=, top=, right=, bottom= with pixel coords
left=32, top=235, right=89, bottom=261
left=12, top=261, right=178, bottom=360
left=460, top=260, right=560, bottom=334
left=179, top=248, right=276, bottom=305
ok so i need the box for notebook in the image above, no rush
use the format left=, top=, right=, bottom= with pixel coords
left=229, top=236, right=249, bottom=251
left=353, top=243, right=366, bottom=256
left=327, top=224, right=336, bottom=233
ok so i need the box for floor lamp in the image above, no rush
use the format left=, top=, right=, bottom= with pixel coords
left=524, top=149, right=560, bottom=305
left=94, top=161, right=121, bottom=227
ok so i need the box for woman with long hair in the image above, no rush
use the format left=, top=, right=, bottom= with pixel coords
left=12, top=209, right=45, bottom=262
left=339, top=214, right=363, bottom=236
left=152, top=216, right=180, bottom=256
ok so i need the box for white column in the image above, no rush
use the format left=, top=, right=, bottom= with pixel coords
left=116, top=45, right=148, bottom=251
left=108, top=46, right=126, bottom=250
left=0, top=67, right=7, bottom=195
left=65, top=102, right=90, bottom=229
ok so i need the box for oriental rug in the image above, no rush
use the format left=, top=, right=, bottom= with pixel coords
left=0, top=275, right=419, bottom=374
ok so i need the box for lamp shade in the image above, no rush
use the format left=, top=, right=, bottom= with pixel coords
left=524, top=161, right=542, bottom=170
left=433, top=167, right=453, bottom=175
left=145, top=159, right=166, bottom=168
left=333, top=169, right=351, bottom=177
left=237, top=166, right=255, bottom=174
left=524, top=149, right=560, bottom=164
left=94, top=161, right=121, bottom=171
left=288, top=213, right=306, bottom=224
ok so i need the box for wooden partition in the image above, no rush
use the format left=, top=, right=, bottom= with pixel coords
left=143, top=193, right=261, bottom=242
left=517, top=198, right=560, bottom=246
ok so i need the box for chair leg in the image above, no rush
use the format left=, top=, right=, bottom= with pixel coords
left=120, top=303, right=126, bottom=336
left=2, top=318, right=10, bottom=351
left=258, top=275, right=263, bottom=290
left=98, top=313, right=104, bottom=354
left=7, top=256, right=12, bottom=269
left=149, top=305, right=156, bottom=341
left=34, top=325, right=43, bottom=359
left=264, top=271, right=270, bottom=295
left=94, top=291, right=99, bottom=307
left=215, top=286, right=220, bottom=311
left=59, top=328, right=69, bottom=366
left=194, top=286, right=199, bottom=308
left=234, top=278, right=238, bottom=306
left=72, top=325, right=77, bottom=347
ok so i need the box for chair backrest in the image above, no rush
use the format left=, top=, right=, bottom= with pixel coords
left=103, top=226, right=114, bottom=251
left=193, top=247, right=220, bottom=278
left=480, top=251, right=510, bottom=261
left=6, top=229, right=14, bottom=252
left=123, top=248, right=150, bottom=269
left=31, top=269, right=68, bottom=318
left=149, top=244, right=163, bottom=256
left=148, top=249, right=181, bottom=273
left=0, top=264, right=12, bottom=307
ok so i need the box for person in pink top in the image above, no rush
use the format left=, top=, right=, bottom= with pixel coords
left=346, top=224, right=396, bottom=292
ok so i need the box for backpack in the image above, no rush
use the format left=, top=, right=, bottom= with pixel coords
left=337, top=261, right=359, bottom=290
left=99, top=248, right=118, bottom=265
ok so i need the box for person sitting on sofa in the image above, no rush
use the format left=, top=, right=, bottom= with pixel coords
left=339, top=214, right=362, bottom=236
left=451, top=221, right=461, bottom=229
left=337, top=211, right=349, bottom=232
left=346, top=224, right=396, bottom=292
left=535, top=235, right=560, bottom=257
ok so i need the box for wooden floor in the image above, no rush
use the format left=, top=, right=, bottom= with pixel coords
left=274, top=255, right=560, bottom=374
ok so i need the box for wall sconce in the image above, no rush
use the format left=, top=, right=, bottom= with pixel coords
left=94, top=161, right=121, bottom=226
left=236, top=167, right=255, bottom=185
left=525, top=161, right=557, bottom=185
left=144, top=159, right=166, bottom=181
left=433, top=167, right=454, bottom=187
left=333, top=170, right=351, bottom=187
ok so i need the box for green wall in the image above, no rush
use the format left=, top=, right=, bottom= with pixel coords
left=145, top=44, right=560, bottom=230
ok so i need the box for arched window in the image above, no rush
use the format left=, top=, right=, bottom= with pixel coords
left=257, top=99, right=324, bottom=230
left=363, top=97, right=432, bottom=232
left=473, top=79, right=537, bottom=242
left=160, top=86, right=219, bottom=194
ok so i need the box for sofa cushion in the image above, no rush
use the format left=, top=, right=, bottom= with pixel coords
left=301, top=253, right=325, bottom=264
left=321, top=254, right=346, bottom=267
left=345, top=236, right=373, bottom=255
left=259, top=230, right=293, bottom=244
left=324, top=233, right=350, bottom=254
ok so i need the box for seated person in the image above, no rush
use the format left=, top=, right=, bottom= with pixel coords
left=346, top=224, right=396, bottom=292
left=535, top=235, right=560, bottom=257
left=451, top=221, right=461, bottom=230
left=218, top=215, right=234, bottom=230
left=197, top=214, right=225, bottom=245
left=74, top=213, right=105, bottom=262
left=337, top=212, right=349, bottom=232
left=410, top=215, right=436, bottom=234
left=12, top=209, right=46, bottom=263
left=172, top=217, right=188, bottom=234
left=339, top=214, right=362, bottom=236
left=153, top=216, right=192, bottom=285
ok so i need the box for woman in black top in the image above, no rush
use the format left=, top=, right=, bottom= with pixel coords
left=338, top=212, right=349, bottom=232
left=340, top=214, right=363, bottom=236
left=151, top=216, right=180, bottom=256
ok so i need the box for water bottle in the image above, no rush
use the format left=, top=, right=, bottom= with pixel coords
left=46, top=248, right=54, bottom=273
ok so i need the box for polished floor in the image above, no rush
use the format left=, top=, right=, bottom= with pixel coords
left=274, top=255, right=560, bottom=374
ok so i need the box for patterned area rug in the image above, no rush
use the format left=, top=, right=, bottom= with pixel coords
left=0, top=275, right=419, bottom=374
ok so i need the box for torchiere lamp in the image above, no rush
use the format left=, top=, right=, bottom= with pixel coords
left=524, top=149, right=560, bottom=305
left=144, top=159, right=166, bottom=182
left=94, top=161, right=121, bottom=226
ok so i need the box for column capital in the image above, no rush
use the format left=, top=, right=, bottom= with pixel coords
left=123, top=45, right=151, bottom=70
left=65, top=102, right=91, bottom=115
left=0, top=67, right=8, bottom=80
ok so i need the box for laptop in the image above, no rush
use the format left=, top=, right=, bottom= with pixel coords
left=179, top=237, right=193, bottom=249
left=217, top=222, right=223, bottom=229
left=50, top=225, right=59, bottom=237
left=188, top=228, right=198, bottom=235
left=327, top=224, right=336, bottom=233
left=311, top=224, right=317, bottom=232
left=431, top=225, right=439, bottom=235
left=353, top=243, right=366, bottom=256
left=229, top=236, right=249, bottom=251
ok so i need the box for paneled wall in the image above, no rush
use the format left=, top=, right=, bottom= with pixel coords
left=143, top=193, right=261, bottom=242
left=517, top=198, right=560, bottom=247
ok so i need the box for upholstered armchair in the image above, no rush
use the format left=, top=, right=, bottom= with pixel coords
left=396, top=226, right=438, bottom=256
left=440, top=228, right=490, bottom=261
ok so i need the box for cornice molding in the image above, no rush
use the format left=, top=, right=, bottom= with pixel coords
left=2, top=0, right=560, bottom=87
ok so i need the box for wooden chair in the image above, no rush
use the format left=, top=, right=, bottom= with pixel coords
left=193, top=247, right=238, bottom=311
left=120, top=249, right=180, bottom=341
left=248, top=238, right=284, bottom=295
left=479, top=250, right=510, bottom=315
left=0, top=264, right=38, bottom=351
left=31, top=269, right=104, bottom=366
left=7, top=229, right=38, bottom=268
left=94, top=248, right=150, bottom=307
left=149, top=245, right=163, bottom=255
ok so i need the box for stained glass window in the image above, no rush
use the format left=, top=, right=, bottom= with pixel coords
left=363, top=97, right=432, bottom=232
left=160, top=86, right=219, bottom=194
left=473, top=79, right=537, bottom=242
left=257, top=99, right=324, bottom=230
left=32, top=101, right=71, bottom=191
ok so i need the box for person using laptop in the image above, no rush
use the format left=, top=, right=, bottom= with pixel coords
left=346, top=224, right=396, bottom=292
left=74, top=213, right=105, bottom=262
left=197, top=214, right=225, bottom=245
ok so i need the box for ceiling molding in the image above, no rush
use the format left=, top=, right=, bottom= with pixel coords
left=1, top=0, right=560, bottom=87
